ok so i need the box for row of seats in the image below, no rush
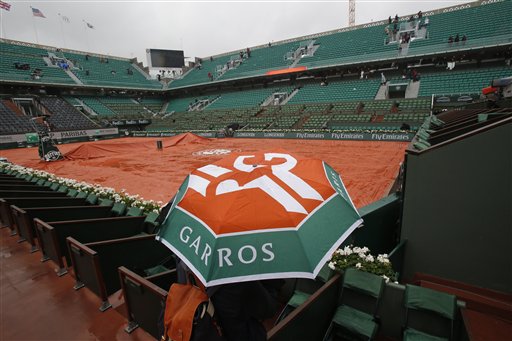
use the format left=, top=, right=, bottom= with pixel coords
left=0, top=41, right=160, bottom=89
left=0, top=42, right=76, bottom=84
left=64, top=52, right=162, bottom=89
left=39, top=97, right=99, bottom=130
left=150, top=96, right=432, bottom=131
left=0, top=100, right=39, bottom=134
left=170, top=1, right=510, bottom=89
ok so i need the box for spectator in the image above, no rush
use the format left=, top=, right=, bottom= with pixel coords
left=448, top=35, right=454, bottom=45
left=210, top=56, right=213, bottom=62
left=208, top=72, right=213, bottom=81
left=211, top=281, right=279, bottom=341
left=268, top=42, right=272, bottom=47
left=157, top=74, right=161, bottom=81
left=85, top=54, right=90, bottom=61
left=381, top=72, right=387, bottom=85
left=105, top=58, right=109, bottom=64
left=239, top=51, right=244, bottom=60
left=111, top=70, right=116, bottom=75
left=85, top=70, right=90, bottom=76
left=394, top=14, right=399, bottom=23
left=246, top=47, right=251, bottom=58
left=388, top=16, right=392, bottom=24
left=454, top=34, right=460, bottom=43
left=418, top=11, right=422, bottom=19
left=462, top=34, right=467, bottom=44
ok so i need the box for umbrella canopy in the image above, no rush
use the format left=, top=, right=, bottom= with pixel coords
left=157, top=150, right=363, bottom=286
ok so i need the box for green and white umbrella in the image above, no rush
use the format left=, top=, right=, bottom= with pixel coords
left=157, top=150, right=362, bottom=286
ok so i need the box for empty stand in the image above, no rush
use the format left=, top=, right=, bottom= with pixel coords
left=39, top=97, right=99, bottom=131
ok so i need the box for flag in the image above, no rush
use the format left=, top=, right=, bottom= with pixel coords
left=31, top=7, right=46, bottom=18
left=59, top=13, right=70, bottom=23
left=0, top=1, right=11, bottom=11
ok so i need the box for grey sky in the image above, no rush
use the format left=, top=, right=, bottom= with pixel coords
left=1, top=0, right=467, bottom=67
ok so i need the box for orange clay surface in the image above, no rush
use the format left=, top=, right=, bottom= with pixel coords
left=0, top=133, right=408, bottom=208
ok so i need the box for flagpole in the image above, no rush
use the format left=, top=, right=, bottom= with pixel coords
left=58, top=13, right=67, bottom=48
left=30, top=7, right=39, bottom=44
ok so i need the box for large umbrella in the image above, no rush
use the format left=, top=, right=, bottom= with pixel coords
left=156, top=150, right=362, bottom=286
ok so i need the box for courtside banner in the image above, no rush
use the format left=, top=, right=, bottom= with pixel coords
left=132, top=131, right=414, bottom=142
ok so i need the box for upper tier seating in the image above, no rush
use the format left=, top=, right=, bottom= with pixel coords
left=169, top=1, right=511, bottom=89
left=39, top=97, right=99, bottom=131
left=408, top=0, right=512, bottom=57
left=64, top=52, right=162, bottom=89
left=0, top=42, right=75, bottom=84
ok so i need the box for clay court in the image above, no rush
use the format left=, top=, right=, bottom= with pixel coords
left=0, top=134, right=408, bottom=208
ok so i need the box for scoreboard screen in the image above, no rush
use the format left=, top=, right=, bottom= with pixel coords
left=147, top=49, right=184, bottom=68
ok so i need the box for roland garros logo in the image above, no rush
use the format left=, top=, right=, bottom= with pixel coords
left=192, top=149, right=241, bottom=156
left=188, top=153, right=324, bottom=214
left=178, top=153, right=328, bottom=269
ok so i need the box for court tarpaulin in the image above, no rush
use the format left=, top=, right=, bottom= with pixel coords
left=1, top=133, right=408, bottom=207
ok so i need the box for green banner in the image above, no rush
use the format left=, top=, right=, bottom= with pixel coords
left=134, top=131, right=414, bottom=141
left=233, top=131, right=414, bottom=141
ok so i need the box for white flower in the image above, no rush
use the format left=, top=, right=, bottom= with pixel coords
left=382, top=275, right=390, bottom=283
left=366, top=255, right=374, bottom=262
left=355, top=262, right=362, bottom=269
left=328, top=262, right=336, bottom=270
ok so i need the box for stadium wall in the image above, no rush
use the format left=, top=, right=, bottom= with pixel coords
left=132, top=131, right=415, bottom=142
left=400, top=120, right=511, bottom=293
left=0, top=128, right=120, bottom=150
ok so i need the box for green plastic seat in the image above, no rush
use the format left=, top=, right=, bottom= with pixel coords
left=332, top=305, right=378, bottom=339
left=67, top=189, right=78, bottom=197
left=50, top=182, right=60, bottom=191
left=99, top=198, right=113, bottom=206
left=324, top=268, right=385, bottom=340
left=85, top=193, right=98, bottom=205
left=403, top=328, right=448, bottom=341
left=75, top=191, right=88, bottom=199
left=111, top=202, right=126, bottom=216
left=275, top=263, right=334, bottom=325
left=144, top=211, right=160, bottom=230
left=57, top=185, right=68, bottom=193
left=403, top=285, right=457, bottom=341
left=126, top=206, right=143, bottom=217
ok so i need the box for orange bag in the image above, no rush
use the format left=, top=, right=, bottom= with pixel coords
left=162, top=275, right=217, bottom=341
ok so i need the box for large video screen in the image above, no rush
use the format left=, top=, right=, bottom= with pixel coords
left=148, top=49, right=184, bottom=68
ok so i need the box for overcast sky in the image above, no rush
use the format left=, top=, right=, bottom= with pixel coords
left=1, top=0, right=467, bottom=66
